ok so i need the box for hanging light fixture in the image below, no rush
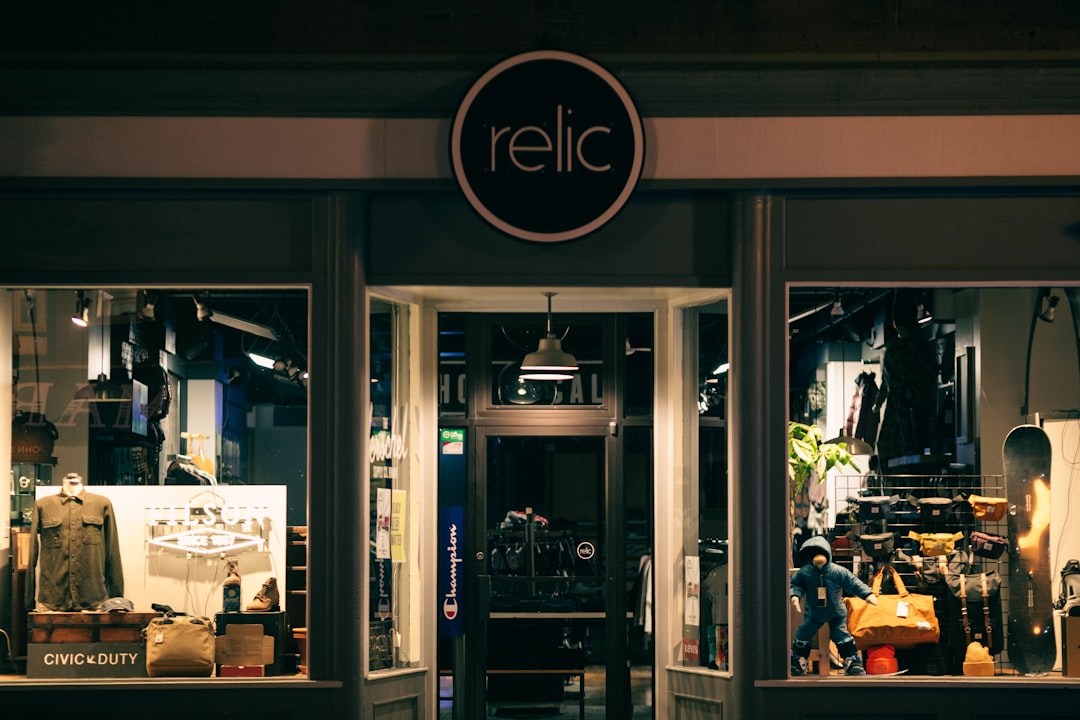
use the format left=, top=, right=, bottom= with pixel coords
left=91, top=303, right=126, bottom=402
left=519, top=292, right=579, bottom=381
left=71, top=290, right=90, bottom=327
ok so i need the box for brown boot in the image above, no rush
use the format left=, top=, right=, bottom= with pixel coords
left=246, top=577, right=280, bottom=612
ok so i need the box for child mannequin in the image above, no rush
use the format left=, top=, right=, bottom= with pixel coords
left=790, top=535, right=877, bottom=676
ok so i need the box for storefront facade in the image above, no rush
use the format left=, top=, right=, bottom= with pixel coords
left=2, top=49, right=1080, bottom=720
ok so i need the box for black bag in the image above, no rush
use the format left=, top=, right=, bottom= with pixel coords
left=857, top=532, right=896, bottom=561
left=908, top=494, right=959, bottom=526
left=946, top=571, right=1004, bottom=656
left=854, top=494, right=899, bottom=523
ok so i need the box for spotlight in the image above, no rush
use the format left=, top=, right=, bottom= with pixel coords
left=71, top=291, right=90, bottom=327
left=1039, top=291, right=1059, bottom=323
left=138, top=290, right=157, bottom=321
left=247, top=352, right=276, bottom=369
left=830, top=292, right=845, bottom=317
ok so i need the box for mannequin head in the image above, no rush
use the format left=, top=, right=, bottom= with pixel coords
left=61, top=472, right=84, bottom=496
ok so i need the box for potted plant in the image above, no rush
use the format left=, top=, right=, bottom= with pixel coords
left=788, top=421, right=861, bottom=499
left=788, top=421, right=861, bottom=555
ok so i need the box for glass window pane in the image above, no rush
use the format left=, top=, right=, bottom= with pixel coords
left=368, top=297, right=419, bottom=673
left=7, top=287, right=309, bottom=677
left=787, top=286, right=1077, bottom=679
left=489, top=315, right=605, bottom=407
left=686, top=299, right=730, bottom=671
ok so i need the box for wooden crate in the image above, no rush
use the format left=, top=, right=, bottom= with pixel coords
left=29, top=612, right=161, bottom=644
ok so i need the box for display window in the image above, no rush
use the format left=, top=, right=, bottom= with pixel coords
left=787, top=286, right=1080, bottom=680
left=679, top=299, right=731, bottom=673
left=367, top=296, right=422, bottom=674
left=3, top=287, right=309, bottom=680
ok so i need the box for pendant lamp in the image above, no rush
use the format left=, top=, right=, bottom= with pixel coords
left=825, top=431, right=874, bottom=456
left=519, top=292, right=579, bottom=381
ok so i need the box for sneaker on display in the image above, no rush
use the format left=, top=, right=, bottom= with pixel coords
left=843, top=655, right=866, bottom=676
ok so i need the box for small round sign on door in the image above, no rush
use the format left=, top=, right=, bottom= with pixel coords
left=576, top=541, right=596, bottom=561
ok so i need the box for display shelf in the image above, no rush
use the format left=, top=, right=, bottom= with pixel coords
left=831, top=472, right=1010, bottom=676
left=285, top=526, right=308, bottom=674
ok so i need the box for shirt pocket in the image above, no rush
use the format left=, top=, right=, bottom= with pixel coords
left=42, top=519, right=63, bottom=548
left=81, top=514, right=104, bottom=544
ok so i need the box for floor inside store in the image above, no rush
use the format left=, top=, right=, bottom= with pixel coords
left=439, top=665, right=653, bottom=719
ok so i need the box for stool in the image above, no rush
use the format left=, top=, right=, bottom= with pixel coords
left=808, top=625, right=832, bottom=676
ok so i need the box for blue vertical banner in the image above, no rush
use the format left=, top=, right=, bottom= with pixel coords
left=438, top=428, right=467, bottom=638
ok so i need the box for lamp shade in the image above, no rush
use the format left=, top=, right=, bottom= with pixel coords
left=520, top=337, right=578, bottom=380
left=825, top=432, right=874, bottom=456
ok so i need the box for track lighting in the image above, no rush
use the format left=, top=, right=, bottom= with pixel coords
left=1039, top=291, right=1059, bottom=323
left=830, top=292, right=845, bottom=317
left=138, top=290, right=157, bottom=321
left=519, top=292, right=579, bottom=381
left=71, top=291, right=90, bottom=327
left=194, top=294, right=279, bottom=340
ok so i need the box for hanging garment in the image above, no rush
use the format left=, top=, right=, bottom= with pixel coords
left=844, top=371, right=880, bottom=448
left=27, top=491, right=125, bottom=611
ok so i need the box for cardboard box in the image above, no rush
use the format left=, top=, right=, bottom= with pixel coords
left=1065, top=616, right=1080, bottom=678
left=215, top=611, right=286, bottom=675
left=214, top=624, right=275, bottom=669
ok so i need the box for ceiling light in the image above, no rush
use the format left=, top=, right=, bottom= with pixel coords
left=138, top=290, right=157, bottom=321
left=916, top=303, right=933, bottom=325
left=825, top=431, right=874, bottom=456
left=194, top=295, right=279, bottom=341
left=71, top=291, right=90, bottom=327
left=519, top=292, right=579, bottom=381
left=830, top=292, right=845, bottom=317
left=247, top=352, right=276, bottom=369
left=1039, top=291, right=1059, bottom=323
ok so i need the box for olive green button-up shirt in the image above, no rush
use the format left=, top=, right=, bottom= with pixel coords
left=26, top=491, right=125, bottom=611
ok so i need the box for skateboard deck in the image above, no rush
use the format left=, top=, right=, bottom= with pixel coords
left=1003, top=424, right=1056, bottom=675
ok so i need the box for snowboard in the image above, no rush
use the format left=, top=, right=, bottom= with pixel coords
left=1003, top=424, right=1056, bottom=675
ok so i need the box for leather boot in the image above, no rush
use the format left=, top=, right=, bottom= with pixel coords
left=247, top=577, right=280, bottom=612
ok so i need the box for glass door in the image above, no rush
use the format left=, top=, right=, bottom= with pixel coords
left=463, top=427, right=642, bottom=719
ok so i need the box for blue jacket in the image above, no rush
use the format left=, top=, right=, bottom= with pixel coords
left=790, top=536, right=873, bottom=621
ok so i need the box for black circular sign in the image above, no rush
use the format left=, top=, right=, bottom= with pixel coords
left=451, top=51, right=645, bottom=243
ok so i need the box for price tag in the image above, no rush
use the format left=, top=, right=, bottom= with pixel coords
left=895, top=600, right=909, bottom=618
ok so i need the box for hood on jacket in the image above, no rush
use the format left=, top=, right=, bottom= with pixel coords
left=797, top=535, right=832, bottom=566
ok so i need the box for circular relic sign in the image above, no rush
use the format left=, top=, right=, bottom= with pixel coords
left=450, top=50, right=645, bottom=243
